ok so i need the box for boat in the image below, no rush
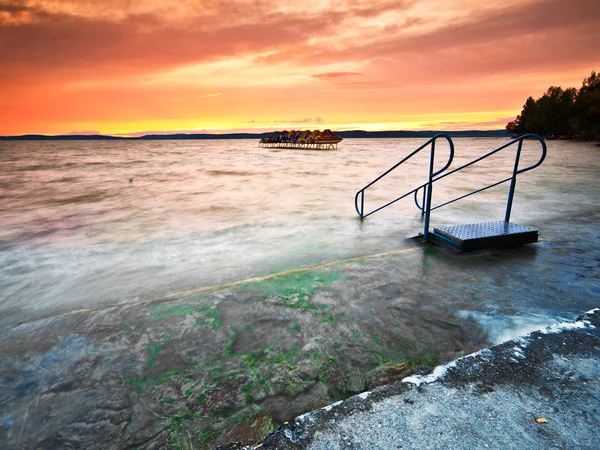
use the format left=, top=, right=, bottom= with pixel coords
left=258, top=129, right=343, bottom=150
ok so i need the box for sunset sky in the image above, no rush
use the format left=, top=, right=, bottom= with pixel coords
left=1, top=0, right=598, bottom=136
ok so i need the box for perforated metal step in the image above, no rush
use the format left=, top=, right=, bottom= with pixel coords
left=431, top=221, right=538, bottom=252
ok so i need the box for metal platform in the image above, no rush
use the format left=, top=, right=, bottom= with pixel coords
left=430, top=221, right=538, bottom=252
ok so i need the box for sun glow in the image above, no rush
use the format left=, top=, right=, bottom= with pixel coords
left=1, top=0, right=597, bottom=136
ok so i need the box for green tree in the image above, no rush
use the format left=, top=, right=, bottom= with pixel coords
left=506, top=70, right=598, bottom=140
left=571, top=71, right=600, bottom=140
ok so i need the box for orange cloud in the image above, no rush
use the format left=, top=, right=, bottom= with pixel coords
left=274, top=117, right=325, bottom=124
left=0, top=0, right=598, bottom=135
left=312, top=72, right=363, bottom=81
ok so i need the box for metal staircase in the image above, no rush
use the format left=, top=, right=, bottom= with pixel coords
left=354, top=134, right=547, bottom=252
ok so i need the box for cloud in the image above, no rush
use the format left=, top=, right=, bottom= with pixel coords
left=311, top=71, right=385, bottom=88
left=274, top=117, right=325, bottom=124
left=65, top=130, right=101, bottom=135
left=114, top=129, right=209, bottom=137
left=0, top=7, right=340, bottom=85
left=257, top=0, right=599, bottom=84
left=415, top=117, right=517, bottom=130
left=312, top=72, right=362, bottom=80
left=3, top=0, right=597, bottom=91
left=1, top=0, right=598, bottom=134
left=0, top=0, right=420, bottom=87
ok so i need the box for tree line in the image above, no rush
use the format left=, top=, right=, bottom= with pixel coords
left=506, top=71, right=599, bottom=140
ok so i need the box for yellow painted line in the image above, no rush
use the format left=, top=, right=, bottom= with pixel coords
left=14, top=247, right=416, bottom=327
left=149, top=247, right=416, bottom=303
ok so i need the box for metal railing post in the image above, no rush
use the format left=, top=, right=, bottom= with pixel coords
left=423, top=140, right=436, bottom=240
left=353, top=133, right=544, bottom=234
left=353, top=134, right=453, bottom=219
left=504, top=138, right=523, bottom=223
left=360, top=191, right=365, bottom=219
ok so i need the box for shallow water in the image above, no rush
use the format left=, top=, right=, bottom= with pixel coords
left=2, top=137, right=600, bottom=448
left=0, top=137, right=598, bottom=332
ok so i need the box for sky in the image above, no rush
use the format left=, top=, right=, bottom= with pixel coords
left=0, top=0, right=598, bottom=136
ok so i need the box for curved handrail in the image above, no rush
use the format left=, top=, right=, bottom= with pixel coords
left=413, top=134, right=546, bottom=215
left=354, top=134, right=454, bottom=218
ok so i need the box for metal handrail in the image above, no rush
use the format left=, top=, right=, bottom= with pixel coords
left=354, top=134, right=455, bottom=223
left=413, top=134, right=547, bottom=226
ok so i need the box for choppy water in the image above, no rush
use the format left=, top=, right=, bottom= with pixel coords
left=1, top=138, right=599, bottom=335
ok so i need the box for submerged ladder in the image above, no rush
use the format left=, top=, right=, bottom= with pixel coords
left=354, top=134, right=547, bottom=252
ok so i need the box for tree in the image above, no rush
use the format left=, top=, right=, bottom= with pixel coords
left=571, top=71, right=600, bottom=140
left=506, top=71, right=598, bottom=140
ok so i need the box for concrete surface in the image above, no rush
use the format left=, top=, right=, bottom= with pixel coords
left=220, top=309, right=600, bottom=450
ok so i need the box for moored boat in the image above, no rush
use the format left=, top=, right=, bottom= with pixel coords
left=259, top=129, right=343, bottom=150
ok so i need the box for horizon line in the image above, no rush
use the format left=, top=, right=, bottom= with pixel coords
left=0, top=129, right=512, bottom=140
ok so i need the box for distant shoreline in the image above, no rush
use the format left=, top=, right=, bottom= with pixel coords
left=0, top=130, right=513, bottom=141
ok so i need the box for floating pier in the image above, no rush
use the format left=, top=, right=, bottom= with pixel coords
left=258, top=140, right=341, bottom=150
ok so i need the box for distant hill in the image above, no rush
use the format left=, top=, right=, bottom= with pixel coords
left=0, top=134, right=126, bottom=140
left=0, top=130, right=513, bottom=140
left=337, top=130, right=512, bottom=138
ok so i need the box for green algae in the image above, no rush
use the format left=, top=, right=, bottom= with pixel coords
left=196, top=430, right=217, bottom=447
left=391, top=332, right=419, bottom=351
left=238, top=344, right=300, bottom=370
left=146, top=343, right=162, bottom=368
left=424, top=247, right=444, bottom=260
left=196, top=306, right=221, bottom=328
left=121, top=323, right=439, bottom=449
left=276, top=344, right=300, bottom=364
left=270, top=294, right=319, bottom=311
left=196, top=405, right=275, bottom=449
left=150, top=302, right=222, bottom=328
left=224, top=327, right=237, bottom=356
left=305, top=349, right=322, bottom=362
left=368, top=351, right=392, bottom=367
left=240, top=351, right=265, bottom=369
left=332, top=341, right=346, bottom=358
left=317, top=313, right=342, bottom=324
left=116, top=267, right=453, bottom=449
left=423, top=247, right=444, bottom=266
left=156, top=370, right=181, bottom=384
left=124, top=376, right=150, bottom=395
left=238, top=269, right=344, bottom=300
left=166, top=410, right=201, bottom=449
left=280, top=374, right=313, bottom=396
left=369, top=328, right=384, bottom=346
left=124, top=370, right=189, bottom=398
left=124, top=320, right=146, bottom=337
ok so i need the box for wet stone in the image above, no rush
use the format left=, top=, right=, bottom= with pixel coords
left=0, top=252, right=524, bottom=449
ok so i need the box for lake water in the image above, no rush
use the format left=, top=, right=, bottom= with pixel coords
left=1, top=137, right=598, bottom=332
left=2, top=137, right=600, bottom=448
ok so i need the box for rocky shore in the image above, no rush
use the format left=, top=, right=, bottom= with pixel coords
left=218, top=308, right=600, bottom=449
